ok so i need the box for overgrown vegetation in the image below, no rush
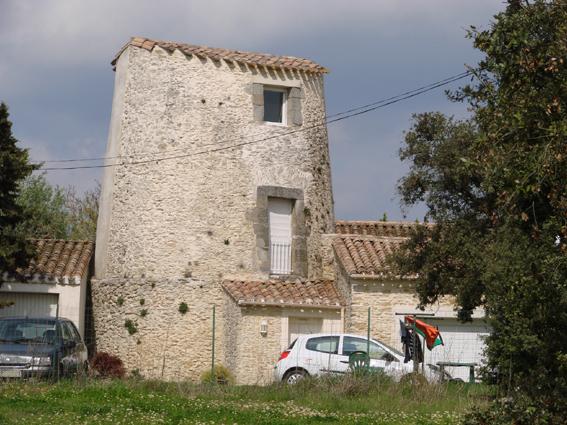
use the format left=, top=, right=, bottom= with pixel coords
left=200, top=364, right=235, bottom=385
left=90, top=352, right=125, bottom=379
left=0, top=377, right=490, bottom=424
left=395, top=1, right=567, bottom=422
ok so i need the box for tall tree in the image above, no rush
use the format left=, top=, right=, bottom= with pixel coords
left=0, top=102, right=38, bottom=283
left=396, top=1, right=566, bottom=422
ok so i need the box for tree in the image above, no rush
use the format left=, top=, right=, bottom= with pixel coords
left=16, top=175, right=100, bottom=241
left=0, top=102, right=38, bottom=284
left=16, top=175, right=68, bottom=239
left=396, top=1, right=567, bottom=421
left=65, top=182, right=100, bottom=241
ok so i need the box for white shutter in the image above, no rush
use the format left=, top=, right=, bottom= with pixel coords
left=268, top=198, right=293, bottom=274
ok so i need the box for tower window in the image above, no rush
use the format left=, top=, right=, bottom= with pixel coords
left=263, top=88, right=287, bottom=124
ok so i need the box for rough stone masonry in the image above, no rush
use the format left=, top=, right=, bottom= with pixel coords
left=91, top=38, right=335, bottom=381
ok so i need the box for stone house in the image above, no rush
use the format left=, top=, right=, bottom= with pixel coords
left=92, top=37, right=487, bottom=384
left=0, top=239, right=94, bottom=337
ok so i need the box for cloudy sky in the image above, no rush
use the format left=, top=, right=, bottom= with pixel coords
left=0, top=0, right=504, bottom=220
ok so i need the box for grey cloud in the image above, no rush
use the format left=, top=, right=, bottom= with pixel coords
left=0, top=0, right=504, bottom=220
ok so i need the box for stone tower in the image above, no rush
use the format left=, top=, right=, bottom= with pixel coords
left=92, top=37, right=334, bottom=380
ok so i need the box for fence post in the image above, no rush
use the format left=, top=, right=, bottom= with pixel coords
left=211, top=304, right=216, bottom=383
left=412, top=314, right=419, bottom=374
left=367, top=307, right=371, bottom=371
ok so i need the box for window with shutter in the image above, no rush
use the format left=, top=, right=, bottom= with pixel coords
left=268, top=197, right=293, bottom=274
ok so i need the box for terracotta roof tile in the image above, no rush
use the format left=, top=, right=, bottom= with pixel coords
left=222, top=279, right=344, bottom=308
left=335, top=220, right=430, bottom=237
left=5, top=240, right=94, bottom=285
left=333, top=236, right=407, bottom=277
left=112, top=37, right=328, bottom=74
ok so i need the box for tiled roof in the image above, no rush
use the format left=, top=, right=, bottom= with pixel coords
left=4, top=240, right=94, bottom=285
left=335, top=220, right=426, bottom=238
left=333, top=236, right=408, bottom=277
left=222, top=279, right=344, bottom=308
left=112, top=37, right=328, bottom=74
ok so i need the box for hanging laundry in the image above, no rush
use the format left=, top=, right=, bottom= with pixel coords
left=405, top=316, right=444, bottom=350
left=400, top=320, right=423, bottom=363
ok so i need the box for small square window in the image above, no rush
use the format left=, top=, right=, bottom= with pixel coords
left=263, top=88, right=286, bottom=124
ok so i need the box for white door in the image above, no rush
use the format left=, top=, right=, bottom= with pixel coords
left=288, top=317, right=323, bottom=344
left=268, top=198, right=293, bottom=274
left=427, top=319, right=490, bottom=381
left=0, top=293, right=59, bottom=318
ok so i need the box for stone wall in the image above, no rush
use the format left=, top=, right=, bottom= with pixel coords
left=224, top=301, right=343, bottom=385
left=348, top=279, right=456, bottom=350
left=91, top=277, right=225, bottom=381
left=96, top=44, right=334, bottom=282
left=93, top=42, right=335, bottom=382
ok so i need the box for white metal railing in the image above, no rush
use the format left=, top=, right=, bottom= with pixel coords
left=270, top=242, right=292, bottom=275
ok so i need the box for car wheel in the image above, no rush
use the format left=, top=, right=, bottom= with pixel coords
left=284, top=369, right=307, bottom=385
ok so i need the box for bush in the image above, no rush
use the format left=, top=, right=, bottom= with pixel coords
left=463, top=395, right=566, bottom=425
left=90, top=352, right=125, bottom=379
left=200, top=364, right=234, bottom=385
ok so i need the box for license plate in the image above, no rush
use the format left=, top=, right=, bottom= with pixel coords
left=0, top=369, right=22, bottom=378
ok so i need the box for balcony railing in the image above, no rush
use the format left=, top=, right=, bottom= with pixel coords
left=270, top=242, right=292, bottom=275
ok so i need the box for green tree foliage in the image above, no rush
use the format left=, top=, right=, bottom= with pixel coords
left=0, top=102, right=37, bottom=282
left=65, top=182, right=100, bottom=241
left=16, top=175, right=100, bottom=241
left=16, top=175, right=68, bottom=239
left=395, top=1, right=566, bottom=420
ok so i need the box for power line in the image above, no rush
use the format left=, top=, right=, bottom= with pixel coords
left=38, top=71, right=470, bottom=165
left=38, top=71, right=472, bottom=171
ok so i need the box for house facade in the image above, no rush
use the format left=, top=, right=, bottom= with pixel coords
left=91, top=37, right=488, bottom=384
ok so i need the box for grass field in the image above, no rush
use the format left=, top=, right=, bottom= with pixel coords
left=0, top=376, right=491, bottom=424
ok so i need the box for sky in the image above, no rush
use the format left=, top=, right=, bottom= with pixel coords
left=0, top=0, right=505, bottom=221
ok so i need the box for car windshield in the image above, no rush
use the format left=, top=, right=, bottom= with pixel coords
left=0, top=318, right=57, bottom=345
left=373, top=338, right=404, bottom=357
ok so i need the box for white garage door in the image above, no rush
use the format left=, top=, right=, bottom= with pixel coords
left=0, top=293, right=59, bottom=318
left=288, top=317, right=323, bottom=345
left=426, top=319, right=490, bottom=381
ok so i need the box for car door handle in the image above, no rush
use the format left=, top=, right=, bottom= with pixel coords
left=340, top=360, right=349, bottom=364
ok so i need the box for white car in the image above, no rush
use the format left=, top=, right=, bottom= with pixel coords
left=274, top=333, right=441, bottom=384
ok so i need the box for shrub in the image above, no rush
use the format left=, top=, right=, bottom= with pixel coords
left=178, top=302, right=188, bottom=314
left=124, top=319, right=137, bottom=335
left=200, top=364, right=235, bottom=385
left=90, top=352, right=125, bottom=379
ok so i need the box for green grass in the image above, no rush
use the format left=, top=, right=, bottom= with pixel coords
left=0, top=376, right=492, bottom=424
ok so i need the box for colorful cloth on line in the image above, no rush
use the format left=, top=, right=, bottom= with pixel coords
left=404, top=316, right=444, bottom=350
left=399, top=320, right=423, bottom=363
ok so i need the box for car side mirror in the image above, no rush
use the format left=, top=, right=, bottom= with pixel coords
left=65, top=340, right=77, bottom=349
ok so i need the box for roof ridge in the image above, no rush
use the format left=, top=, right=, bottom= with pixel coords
left=112, top=36, right=328, bottom=74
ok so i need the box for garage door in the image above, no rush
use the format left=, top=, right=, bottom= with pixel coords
left=0, top=293, right=59, bottom=318
left=426, top=319, right=490, bottom=381
left=288, top=317, right=323, bottom=345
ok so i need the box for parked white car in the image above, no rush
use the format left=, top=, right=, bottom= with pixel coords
left=274, top=333, right=443, bottom=384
